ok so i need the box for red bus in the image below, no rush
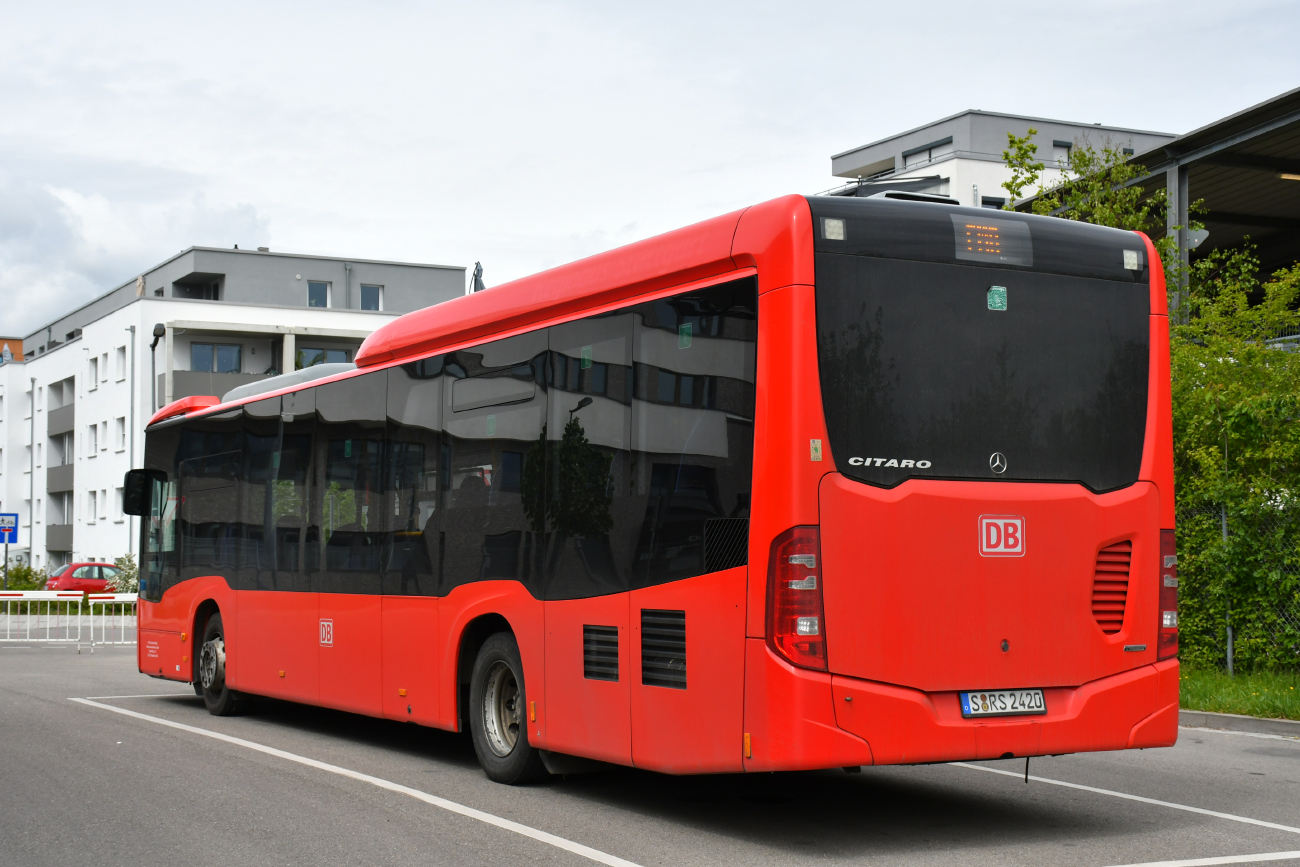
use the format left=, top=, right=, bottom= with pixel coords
left=125, top=193, right=1179, bottom=784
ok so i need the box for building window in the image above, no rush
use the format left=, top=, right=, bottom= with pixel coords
left=100, top=421, right=109, bottom=451
left=308, top=281, right=330, bottom=308
left=981, top=196, right=1007, bottom=209
left=360, top=284, right=383, bottom=311
left=88, top=424, right=99, bottom=455
left=100, top=488, right=108, bottom=520
left=88, top=356, right=98, bottom=389
left=296, top=347, right=351, bottom=369
left=191, top=343, right=242, bottom=373
left=115, top=346, right=127, bottom=380
left=101, top=353, right=108, bottom=381
left=116, top=417, right=126, bottom=451
left=87, top=490, right=97, bottom=524
left=114, top=487, right=124, bottom=522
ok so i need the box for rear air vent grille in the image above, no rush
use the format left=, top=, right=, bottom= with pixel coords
left=641, top=609, right=686, bottom=689
left=583, top=625, right=619, bottom=681
left=1092, top=541, right=1132, bottom=634
left=704, top=518, right=749, bottom=572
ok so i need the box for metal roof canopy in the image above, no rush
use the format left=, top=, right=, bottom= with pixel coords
left=1131, top=87, right=1300, bottom=280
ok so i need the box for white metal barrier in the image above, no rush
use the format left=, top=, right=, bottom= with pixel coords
left=0, top=591, right=137, bottom=648
left=86, top=593, right=139, bottom=647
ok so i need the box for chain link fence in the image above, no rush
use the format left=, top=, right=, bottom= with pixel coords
left=1177, top=500, right=1300, bottom=672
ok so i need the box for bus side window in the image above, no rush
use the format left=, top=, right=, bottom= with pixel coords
left=238, top=396, right=282, bottom=591
left=314, top=371, right=387, bottom=595
left=177, top=410, right=241, bottom=586
left=543, top=312, right=634, bottom=600
left=279, top=389, right=316, bottom=593
left=629, top=277, right=758, bottom=589
left=385, top=358, right=444, bottom=596
left=442, top=331, right=548, bottom=597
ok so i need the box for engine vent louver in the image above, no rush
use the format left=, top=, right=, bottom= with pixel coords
left=583, top=625, right=619, bottom=681
left=641, top=609, right=686, bottom=689
left=704, top=518, right=749, bottom=572
left=1092, top=541, right=1132, bottom=634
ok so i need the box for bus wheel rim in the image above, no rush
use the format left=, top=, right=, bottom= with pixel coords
left=199, top=636, right=226, bottom=691
left=483, top=660, right=520, bottom=757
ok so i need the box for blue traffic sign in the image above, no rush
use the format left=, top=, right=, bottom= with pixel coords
left=0, top=513, right=17, bottom=545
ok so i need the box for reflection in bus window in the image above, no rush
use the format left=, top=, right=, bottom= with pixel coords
left=442, top=332, right=548, bottom=595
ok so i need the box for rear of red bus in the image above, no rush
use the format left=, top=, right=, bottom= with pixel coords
left=743, top=196, right=1177, bottom=769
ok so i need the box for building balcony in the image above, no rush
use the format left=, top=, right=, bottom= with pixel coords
left=48, top=404, right=75, bottom=436
left=164, top=370, right=271, bottom=407
left=47, top=464, right=74, bottom=493
left=46, top=524, right=73, bottom=552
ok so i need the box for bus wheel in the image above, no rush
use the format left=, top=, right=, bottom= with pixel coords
left=469, top=633, right=547, bottom=784
left=198, top=612, right=241, bottom=717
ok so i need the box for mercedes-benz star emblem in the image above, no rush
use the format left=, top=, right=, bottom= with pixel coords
left=989, top=452, right=1008, bottom=474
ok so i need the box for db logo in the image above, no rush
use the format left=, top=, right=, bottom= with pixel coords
left=979, top=515, right=1025, bottom=557
left=319, top=619, right=334, bottom=647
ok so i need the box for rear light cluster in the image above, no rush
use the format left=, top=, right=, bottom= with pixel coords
left=767, top=526, right=826, bottom=671
left=1158, top=529, right=1178, bottom=660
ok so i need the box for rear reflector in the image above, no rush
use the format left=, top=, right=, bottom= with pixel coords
left=1158, top=529, right=1178, bottom=660
left=767, top=526, right=826, bottom=670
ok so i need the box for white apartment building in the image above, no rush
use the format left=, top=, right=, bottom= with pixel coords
left=0, top=246, right=464, bottom=570
left=827, top=110, right=1176, bottom=207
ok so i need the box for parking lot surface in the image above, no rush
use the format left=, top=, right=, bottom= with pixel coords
left=3, top=644, right=1298, bottom=867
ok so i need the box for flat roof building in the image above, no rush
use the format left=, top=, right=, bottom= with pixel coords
left=828, top=110, right=1175, bottom=208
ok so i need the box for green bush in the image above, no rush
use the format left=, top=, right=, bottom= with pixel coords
left=107, top=553, right=139, bottom=593
left=3, top=560, right=48, bottom=591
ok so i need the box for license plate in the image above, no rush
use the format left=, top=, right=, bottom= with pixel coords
left=960, top=688, right=1046, bottom=718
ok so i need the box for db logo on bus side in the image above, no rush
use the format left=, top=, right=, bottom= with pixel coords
left=320, top=619, right=334, bottom=646
left=979, top=515, right=1025, bottom=557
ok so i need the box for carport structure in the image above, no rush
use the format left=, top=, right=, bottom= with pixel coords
left=1135, top=86, right=1300, bottom=282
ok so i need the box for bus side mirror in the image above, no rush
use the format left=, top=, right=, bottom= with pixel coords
left=122, top=469, right=162, bottom=516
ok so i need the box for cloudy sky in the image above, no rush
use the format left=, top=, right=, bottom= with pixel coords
left=1, top=0, right=1297, bottom=336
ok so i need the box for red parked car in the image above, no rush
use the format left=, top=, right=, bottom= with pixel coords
left=45, top=562, right=121, bottom=593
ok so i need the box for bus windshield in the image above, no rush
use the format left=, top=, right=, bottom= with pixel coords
left=811, top=198, right=1150, bottom=493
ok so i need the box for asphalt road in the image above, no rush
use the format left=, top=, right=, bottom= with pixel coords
left=3, top=644, right=1299, bottom=867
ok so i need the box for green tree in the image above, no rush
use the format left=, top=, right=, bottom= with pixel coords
left=1000, top=128, right=1045, bottom=208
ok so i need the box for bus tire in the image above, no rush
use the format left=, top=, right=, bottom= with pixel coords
left=469, top=632, right=547, bottom=785
left=198, top=612, right=241, bottom=717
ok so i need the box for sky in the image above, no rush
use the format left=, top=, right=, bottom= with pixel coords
left=1, top=0, right=1297, bottom=337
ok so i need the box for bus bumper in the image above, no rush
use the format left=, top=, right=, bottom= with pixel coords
left=832, top=657, right=1180, bottom=765
left=742, top=640, right=1178, bottom=770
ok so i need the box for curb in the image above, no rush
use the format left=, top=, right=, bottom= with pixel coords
left=1180, top=709, right=1300, bottom=737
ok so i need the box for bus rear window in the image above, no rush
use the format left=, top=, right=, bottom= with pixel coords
left=815, top=253, right=1149, bottom=492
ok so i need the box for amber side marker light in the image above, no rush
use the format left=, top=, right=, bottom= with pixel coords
left=1158, top=530, right=1178, bottom=660
left=767, top=526, right=827, bottom=671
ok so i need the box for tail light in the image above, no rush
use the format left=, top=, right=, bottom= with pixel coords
left=766, top=526, right=826, bottom=670
left=1158, top=529, right=1178, bottom=660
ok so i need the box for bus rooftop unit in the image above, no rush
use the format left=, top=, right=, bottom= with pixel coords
left=125, top=194, right=1177, bottom=783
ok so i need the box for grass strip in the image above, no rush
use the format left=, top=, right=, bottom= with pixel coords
left=1181, top=666, right=1300, bottom=721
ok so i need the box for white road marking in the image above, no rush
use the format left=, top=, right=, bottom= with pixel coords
left=1104, top=851, right=1300, bottom=866
left=954, top=762, right=1300, bottom=835
left=1181, top=726, right=1300, bottom=743
left=71, top=698, right=642, bottom=867
left=84, top=693, right=197, bottom=700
